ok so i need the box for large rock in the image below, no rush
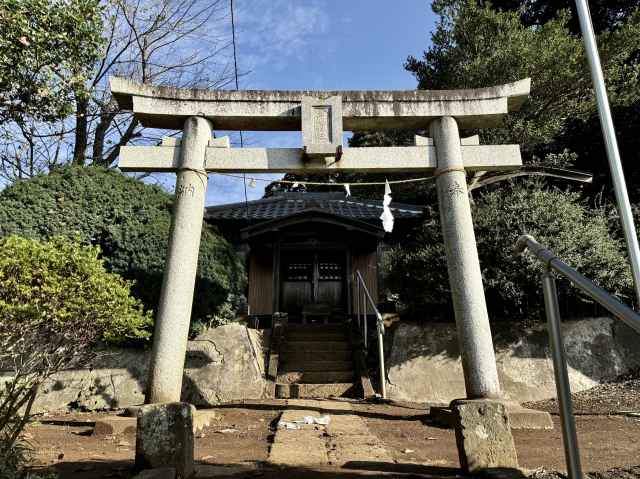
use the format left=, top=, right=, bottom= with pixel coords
left=0, top=324, right=269, bottom=413
left=386, top=318, right=640, bottom=404
left=182, top=324, right=268, bottom=406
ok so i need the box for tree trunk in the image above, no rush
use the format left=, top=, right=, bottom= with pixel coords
left=72, top=95, right=89, bottom=166
left=104, top=118, right=139, bottom=167
left=92, top=110, right=115, bottom=166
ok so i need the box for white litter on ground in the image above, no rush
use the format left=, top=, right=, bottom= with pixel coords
left=277, top=414, right=331, bottom=430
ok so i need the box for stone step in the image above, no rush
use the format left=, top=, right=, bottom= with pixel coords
left=277, top=370, right=354, bottom=384
left=275, top=382, right=354, bottom=398
left=283, top=350, right=352, bottom=362
left=279, top=360, right=353, bottom=372
left=286, top=330, right=348, bottom=341
left=287, top=324, right=345, bottom=333
left=283, top=340, right=351, bottom=352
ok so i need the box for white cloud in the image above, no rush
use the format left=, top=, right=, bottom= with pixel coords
left=235, top=0, right=331, bottom=74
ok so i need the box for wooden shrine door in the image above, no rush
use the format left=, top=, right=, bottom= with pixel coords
left=280, top=249, right=346, bottom=320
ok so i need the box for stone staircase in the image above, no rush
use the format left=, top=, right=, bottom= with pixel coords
left=275, top=324, right=356, bottom=398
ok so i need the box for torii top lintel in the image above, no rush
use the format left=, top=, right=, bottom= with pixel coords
left=109, top=77, right=530, bottom=131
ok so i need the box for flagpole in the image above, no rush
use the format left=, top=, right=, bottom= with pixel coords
left=575, top=0, right=640, bottom=306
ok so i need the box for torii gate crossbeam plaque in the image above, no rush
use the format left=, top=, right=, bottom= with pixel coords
left=110, top=77, right=530, bottom=405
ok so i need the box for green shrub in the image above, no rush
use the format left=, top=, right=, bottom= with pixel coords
left=0, top=235, right=152, bottom=345
left=385, top=180, right=633, bottom=320
left=0, top=235, right=151, bottom=476
left=0, top=166, right=246, bottom=328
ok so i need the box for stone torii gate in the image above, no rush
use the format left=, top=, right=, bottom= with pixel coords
left=110, top=77, right=530, bottom=408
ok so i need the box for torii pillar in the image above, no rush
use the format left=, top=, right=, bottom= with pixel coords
left=431, top=117, right=501, bottom=399
left=147, top=116, right=213, bottom=403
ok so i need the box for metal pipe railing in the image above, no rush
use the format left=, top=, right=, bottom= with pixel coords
left=516, top=234, right=640, bottom=479
left=574, top=0, right=640, bottom=306
left=356, top=279, right=361, bottom=330
left=516, top=235, right=640, bottom=334
left=363, top=286, right=368, bottom=350
left=541, top=270, right=583, bottom=479
left=355, top=270, right=386, bottom=399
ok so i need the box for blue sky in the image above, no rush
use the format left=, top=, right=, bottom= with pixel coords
left=200, top=0, right=438, bottom=205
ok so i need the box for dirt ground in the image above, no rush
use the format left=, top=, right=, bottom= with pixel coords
left=25, top=404, right=281, bottom=478
left=353, top=401, right=640, bottom=474
left=525, top=378, right=640, bottom=416
left=23, top=392, right=640, bottom=479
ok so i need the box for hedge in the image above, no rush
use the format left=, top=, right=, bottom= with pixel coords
left=384, top=180, right=633, bottom=320
left=0, top=167, right=246, bottom=334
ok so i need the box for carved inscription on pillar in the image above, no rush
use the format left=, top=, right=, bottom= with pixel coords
left=176, top=183, right=196, bottom=198
left=312, top=105, right=332, bottom=143
left=448, top=181, right=466, bottom=199
left=301, top=95, right=343, bottom=161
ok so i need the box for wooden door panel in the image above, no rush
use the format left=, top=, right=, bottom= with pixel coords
left=317, top=281, right=343, bottom=306
left=317, top=252, right=345, bottom=310
left=281, top=282, right=313, bottom=313
left=280, top=249, right=347, bottom=314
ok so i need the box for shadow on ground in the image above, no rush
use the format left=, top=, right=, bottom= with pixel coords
left=33, top=459, right=531, bottom=479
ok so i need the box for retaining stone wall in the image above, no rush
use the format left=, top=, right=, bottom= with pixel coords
left=385, top=317, right=640, bottom=404
left=0, top=324, right=269, bottom=413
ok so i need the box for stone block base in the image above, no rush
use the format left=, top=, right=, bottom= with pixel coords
left=135, top=402, right=195, bottom=479
left=431, top=403, right=553, bottom=430
left=451, top=399, right=519, bottom=474
left=503, top=404, right=553, bottom=430
left=123, top=406, right=217, bottom=435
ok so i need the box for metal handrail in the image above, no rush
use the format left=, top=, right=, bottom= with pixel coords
left=355, top=270, right=386, bottom=399
left=515, top=235, right=640, bottom=334
left=516, top=234, right=640, bottom=479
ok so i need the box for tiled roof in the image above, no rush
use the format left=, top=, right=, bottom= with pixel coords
left=205, top=192, right=423, bottom=221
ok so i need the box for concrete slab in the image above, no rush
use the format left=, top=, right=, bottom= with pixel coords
left=504, top=406, right=553, bottom=430
left=268, top=399, right=393, bottom=469
left=326, top=413, right=393, bottom=467
left=431, top=404, right=553, bottom=430
left=118, top=408, right=218, bottom=434
left=269, top=408, right=329, bottom=466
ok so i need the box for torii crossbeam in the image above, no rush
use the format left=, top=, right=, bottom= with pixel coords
left=110, top=77, right=530, bottom=409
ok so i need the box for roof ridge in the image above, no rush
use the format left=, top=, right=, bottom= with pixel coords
left=205, top=194, right=423, bottom=220
left=205, top=195, right=283, bottom=211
